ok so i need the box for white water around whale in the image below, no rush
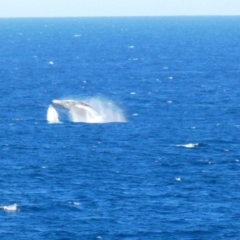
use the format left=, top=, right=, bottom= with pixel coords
left=47, top=105, right=60, bottom=123
left=69, top=98, right=126, bottom=123
left=69, top=104, right=103, bottom=123
left=48, top=98, right=126, bottom=123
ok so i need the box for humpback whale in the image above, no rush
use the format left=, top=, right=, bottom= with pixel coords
left=52, top=99, right=103, bottom=123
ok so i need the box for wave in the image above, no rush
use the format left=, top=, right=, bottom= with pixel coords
left=0, top=204, right=18, bottom=212
left=176, top=143, right=199, bottom=148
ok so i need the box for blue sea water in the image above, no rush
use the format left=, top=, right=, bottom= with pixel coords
left=1, top=17, right=240, bottom=239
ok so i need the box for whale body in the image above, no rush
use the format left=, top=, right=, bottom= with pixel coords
left=52, top=99, right=103, bottom=123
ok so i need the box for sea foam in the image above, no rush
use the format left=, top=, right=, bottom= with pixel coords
left=0, top=204, right=18, bottom=212
left=176, top=143, right=199, bottom=148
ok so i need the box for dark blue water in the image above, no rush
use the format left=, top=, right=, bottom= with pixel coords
left=1, top=17, right=240, bottom=239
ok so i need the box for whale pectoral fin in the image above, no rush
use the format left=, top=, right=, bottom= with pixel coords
left=47, top=105, right=60, bottom=123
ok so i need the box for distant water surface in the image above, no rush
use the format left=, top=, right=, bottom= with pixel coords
left=1, top=17, right=240, bottom=239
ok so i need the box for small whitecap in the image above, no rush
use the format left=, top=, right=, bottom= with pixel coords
left=49, top=61, right=54, bottom=65
left=191, top=126, right=196, bottom=129
left=69, top=201, right=81, bottom=206
left=74, top=34, right=81, bottom=37
left=0, top=204, right=18, bottom=212
left=128, top=45, right=134, bottom=49
left=130, top=92, right=136, bottom=95
left=176, top=143, right=199, bottom=148
left=132, top=113, right=138, bottom=116
left=167, top=100, right=172, bottom=104
left=175, top=177, right=181, bottom=181
left=168, top=76, right=173, bottom=80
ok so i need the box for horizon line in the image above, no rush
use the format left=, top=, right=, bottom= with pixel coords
left=0, top=15, right=240, bottom=19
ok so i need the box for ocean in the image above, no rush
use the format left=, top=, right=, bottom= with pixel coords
left=1, top=17, right=240, bottom=239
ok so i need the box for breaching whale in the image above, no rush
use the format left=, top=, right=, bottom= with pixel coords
left=52, top=99, right=103, bottom=123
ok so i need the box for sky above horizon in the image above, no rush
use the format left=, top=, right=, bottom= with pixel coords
left=0, top=0, right=240, bottom=18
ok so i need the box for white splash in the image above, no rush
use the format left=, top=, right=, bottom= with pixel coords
left=176, top=143, right=199, bottom=148
left=69, top=103, right=103, bottom=123
left=47, top=104, right=60, bottom=124
left=81, top=98, right=126, bottom=123
left=0, top=204, right=18, bottom=212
